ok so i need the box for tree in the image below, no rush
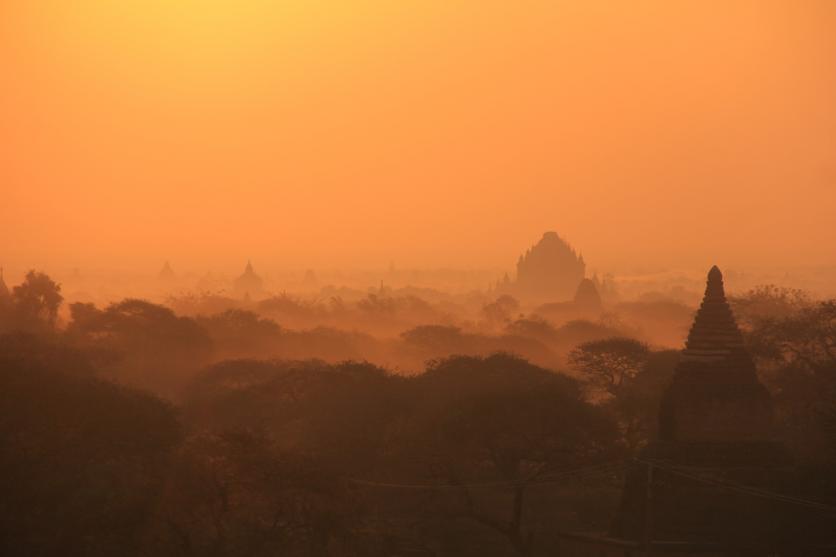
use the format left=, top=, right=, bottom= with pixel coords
left=6, top=270, right=63, bottom=332
left=747, top=300, right=835, bottom=374
left=196, top=309, right=281, bottom=359
left=744, top=300, right=836, bottom=462
left=154, top=430, right=363, bottom=557
left=568, top=337, right=650, bottom=399
left=608, top=349, right=678, bottom=450
left=505, top=316, right=559, bottom=344
left=67, top=299, right=213, bottom=397
left=568, top=338, right=662, bottom=451
left=0, top=334, right=180, bottom=556
left=729, top=284, right=812, bottom=331
left=183, top=359, right=407, bottom=475
left=401, top=325, right=467, bottom=353
left=482, top=295, right=520, bottom=329
left=402, top=354, right=617, bottom=556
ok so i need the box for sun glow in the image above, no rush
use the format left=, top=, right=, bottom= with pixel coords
left=2, top=1, right=835, bottom=272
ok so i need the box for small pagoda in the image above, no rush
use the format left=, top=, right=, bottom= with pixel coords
left=234, top=260, right=265, bottom=299
left=158, top=261, right=176, bottom=282
left=0, top=268, right=9, bottom=300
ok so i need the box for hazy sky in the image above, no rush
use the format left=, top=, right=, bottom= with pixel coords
left=2, top=1, right=835, bottom=274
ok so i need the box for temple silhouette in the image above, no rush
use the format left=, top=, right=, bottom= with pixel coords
left=534, top=277, right=604, bottom=322
left=657, top=266, right=775, bottom=445
left=559, top=266, right=820, bottom=555
left=0, top=268, right=9, bottom=301
left=513, top=231, right=586, bottom=301
left=616, top=266, right=789, bottom=541
left=234, top=260, right=265, bottom=299
left=573, top=277, right=603, bottom=312
left=158, top=261, right=175, bottom=282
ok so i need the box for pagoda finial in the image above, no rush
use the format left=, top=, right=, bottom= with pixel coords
left=705, top=265, right=725, bottom=302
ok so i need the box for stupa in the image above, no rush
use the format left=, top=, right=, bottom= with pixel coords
left=158, top=261, right=175, bottom=282
left=560, top=267, right=831, bottom=555
left=0, top=268, right=9, bottom=300
left=613, top=266, right=789, bottom=545
left=234, top=261, right=265, bottom=298
left=573, top=277, right=603, bottom=312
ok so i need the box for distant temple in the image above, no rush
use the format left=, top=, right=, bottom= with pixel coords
left=158, top=261, right=175, bottom=281
left=234, top=261, right=264, bottom=298
left=534, top=277, right=604, bottom=322
left=573, top=277, right=603, bottom=312
left=0, top=267, right=9, bottom=301
left=560, top=266, right=805, bottom=555
left=513, top=232, right=585, bottom=301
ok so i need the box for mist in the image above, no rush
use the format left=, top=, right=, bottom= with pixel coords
left=2, top=2, right=836, bottom=556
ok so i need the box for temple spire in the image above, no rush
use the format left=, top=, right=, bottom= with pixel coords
left=158, top=261, right=175, bottom=281
left=681, top=265, right=744, bottom=361
left=705, top=265, right=726, bottom=301
left=234, top=259, right=264, bottom=298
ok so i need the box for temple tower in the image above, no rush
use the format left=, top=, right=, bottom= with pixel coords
left=234, top=260, right=265, bottom=299
left=158, top=261, right=175, bottom=282
left=573, top=277, right=603, bottom=313
left=514, top=231, right=585, bottom=301
left=0, top=268, right=9, bottom=300
left=659, top=266, right=774, bottom=444
left=614, top=266, right=789, bottom=544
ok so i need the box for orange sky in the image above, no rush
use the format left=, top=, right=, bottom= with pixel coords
left=2, top=1, right=835, bottom=275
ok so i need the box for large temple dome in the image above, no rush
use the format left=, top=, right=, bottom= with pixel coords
left=514, top=231, right=585, bottom=301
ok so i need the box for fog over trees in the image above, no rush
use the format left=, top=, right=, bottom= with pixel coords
left=3, top=0, right=835, bottom=553
left=1, top=256, right=835, bottom=556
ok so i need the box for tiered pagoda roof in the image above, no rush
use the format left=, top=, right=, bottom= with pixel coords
left=613, top=266, right=792, bottom=546
left=659, top=266, right=774, bottom=444
left=681, top=266, right=745, bottom=363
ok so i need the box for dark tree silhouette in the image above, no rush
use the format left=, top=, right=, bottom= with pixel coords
left=482, top=295, right=520, bottom=328
left=6, top=270, right=63, bottom=332
left=0, top=334, right=180, bottom=556
left=730, top=284, right=812, bottom=330
left=67, top=299, right=213, bottom=397
left=403, top=354, right=617, bottom=556
left=568, top=337, right=650, bottom=399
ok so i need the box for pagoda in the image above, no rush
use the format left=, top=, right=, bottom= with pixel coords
left=234, top=260, right=265, bottom=299
left=659, top=265, right=775, bottom=446
left=573, top=277, right=603, bottom=313
left=158, top=261, right=176, bottom=282
left=0, top=268, right=9, bottom=301
left=559, top=267, right=832, bottom=555
left=613, top=266, right=790, bottom=546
